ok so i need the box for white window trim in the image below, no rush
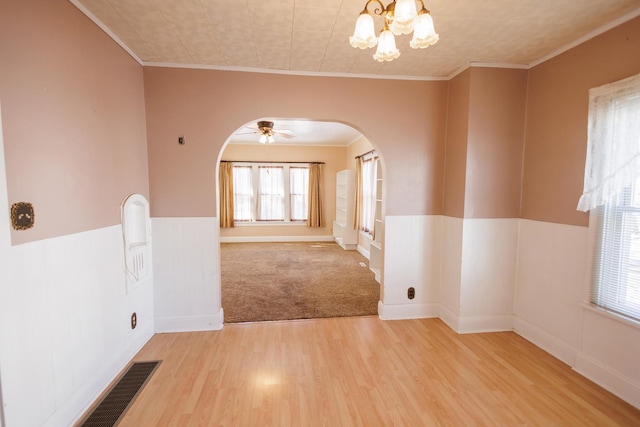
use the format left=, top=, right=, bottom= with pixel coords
left=233, top=162, right=310, bottom=225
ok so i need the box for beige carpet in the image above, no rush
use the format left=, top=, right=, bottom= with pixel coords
left=221, top=242, right=380, bottom=323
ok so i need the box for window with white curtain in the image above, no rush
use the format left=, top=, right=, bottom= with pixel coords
left=232, top=163, right=309, bottom=223
left=361, top=156, right=378, bottom=234
left=232, top=166, right=253, bottom=221
left=289, top=167, right=309, bottom=221
left=258, top=166, right=285, bottom=220
left=581, top=73, right=640, bottom=322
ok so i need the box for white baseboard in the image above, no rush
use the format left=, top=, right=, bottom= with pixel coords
left=457, top=314, right=514, bottom=334
left=438, top=304, right=460, bottom=332
left=155, top=309, right=224, bottom=333
left=575, top=352, right=640, bottom=410
left=47, top=324, right=154, bottom=427
left=378, top=300, right=439, bottom=320
left=513, top=316, right=577, bottom=366
left=220, top=235, right=334, bottom=243
left=438, top=305, right=513, bottom=334
left=357, top=244, right=370, bottom=260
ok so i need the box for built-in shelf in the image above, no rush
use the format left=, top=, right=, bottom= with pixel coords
left=369, top=161, right=383, bottom=283
left=333, top=169, right=357, bottom=250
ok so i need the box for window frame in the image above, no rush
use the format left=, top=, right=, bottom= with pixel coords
left=231, top=162, right=310, bottom=225
left=582, top=74, right=640, bottom=327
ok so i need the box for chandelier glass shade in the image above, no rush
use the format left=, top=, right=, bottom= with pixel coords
left=349, top=0, right=439, bottom=63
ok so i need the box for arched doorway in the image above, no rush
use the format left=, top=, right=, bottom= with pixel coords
left=216, top=118, right=385, bottom=323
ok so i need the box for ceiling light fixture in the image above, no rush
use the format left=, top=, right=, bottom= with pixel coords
left=349, top=0, right=439, bottom=63
left=257, top=121, right=276, bottom=144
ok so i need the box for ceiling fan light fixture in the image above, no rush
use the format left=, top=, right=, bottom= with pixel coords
left=350, top=0, right=438, bottom=62
left=259, top=134, right=268, bottom=144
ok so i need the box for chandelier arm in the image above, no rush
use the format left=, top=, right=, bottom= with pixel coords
left=362, top=0, right=387, bottom=17
left=416, top=0, right=429, bottom=14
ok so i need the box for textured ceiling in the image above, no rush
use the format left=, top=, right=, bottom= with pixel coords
left=73, top=0, right=640, bottom=80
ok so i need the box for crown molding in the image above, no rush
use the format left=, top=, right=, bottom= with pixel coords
left=529, top=6, right=640, bottom=69
left=142, top=61, right=448, bottom=81
left=69, top=0, right=143, bottom=66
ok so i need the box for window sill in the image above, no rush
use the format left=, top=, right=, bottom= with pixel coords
left=581, top=302, right=640, bottom=330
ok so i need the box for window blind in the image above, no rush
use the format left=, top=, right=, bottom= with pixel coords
left=591, top=180, right=640, bottom=322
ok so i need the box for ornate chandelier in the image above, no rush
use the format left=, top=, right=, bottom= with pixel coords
left=349, top=0, right=439, bottom=63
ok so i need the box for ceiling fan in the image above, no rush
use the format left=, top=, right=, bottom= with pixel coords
left=237, top=120, right=295, bottom=144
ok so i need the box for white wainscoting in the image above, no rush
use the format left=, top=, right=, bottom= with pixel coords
left=0, top=226, right=154, bottom=427
left=379, top=215, right=442, bottom=319
left=0, top=100, right=9, bottom=427
left=514, top=219, right=640, bottom=409
left=380, top=216, right=517, bottom=333
left=514, top=219, right=587, bottom=364
left=458, top=218, right=518, bottom=333
left=439, top=216, right=463, bottom=328
left=576, top=307, right=640, bottom=409
left=152, top=217, right=223, bottom=332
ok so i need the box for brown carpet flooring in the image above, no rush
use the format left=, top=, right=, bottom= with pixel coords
left=221, top=242, right=380, bottom=323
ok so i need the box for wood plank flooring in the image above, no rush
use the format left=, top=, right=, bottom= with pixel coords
left=120, top=317, right=640, bottom=426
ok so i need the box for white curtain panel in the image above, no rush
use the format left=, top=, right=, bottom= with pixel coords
left=258, top=166, right=285, bottom=220
left=361, top=158, right=378, bottom=233
left=578, top=73, right=640, bottom=212
left=290, top=167, right=309, bottom=221
left=232, top=166, right=253, bottom=221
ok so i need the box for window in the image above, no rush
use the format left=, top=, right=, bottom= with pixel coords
left=232, top=163, right=309, bottom=223
left=232, top=166, right=253, bottom=221
left=583, top=73, right=640, bottom=322
left=360, top=156, right=378, bottom=234
left=289, top=167, right=309, bottom=221
left=258, top=166, right=285, bottom=221
left=592, top=181, right=640, bottom=321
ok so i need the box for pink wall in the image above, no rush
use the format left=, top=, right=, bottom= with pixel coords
left=522, top=16, right=640, bottom=227
left=465, top=67, right=527, bottom=218
left=0, top=0, right=149, bottom=245
left=2, top=1, right=638, bottom=243
left=143, top=68, right=448, bottom=218
left=443, top=69, right=470, bottom=218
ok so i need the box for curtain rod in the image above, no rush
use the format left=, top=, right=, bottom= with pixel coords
left=355, top=149, right=377, bottom=159
left=221, top=160, right=325, bottom=164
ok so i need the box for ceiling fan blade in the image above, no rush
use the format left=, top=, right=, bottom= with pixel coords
left=276, top=129, right=295, bottom=135
left=276, top=132, right=296, bottom=139
left=235, top=131, right=259, bottom=135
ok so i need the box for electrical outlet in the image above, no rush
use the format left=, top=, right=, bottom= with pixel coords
left=408, top=287, right=415, bottom=300
left=131, top=312, right=137, bottom=329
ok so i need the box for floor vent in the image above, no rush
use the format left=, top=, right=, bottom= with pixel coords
left=80, top=361, right=160, bottom=427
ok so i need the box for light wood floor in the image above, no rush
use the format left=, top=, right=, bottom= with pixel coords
left=120, top=317, right=640, bottom=426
